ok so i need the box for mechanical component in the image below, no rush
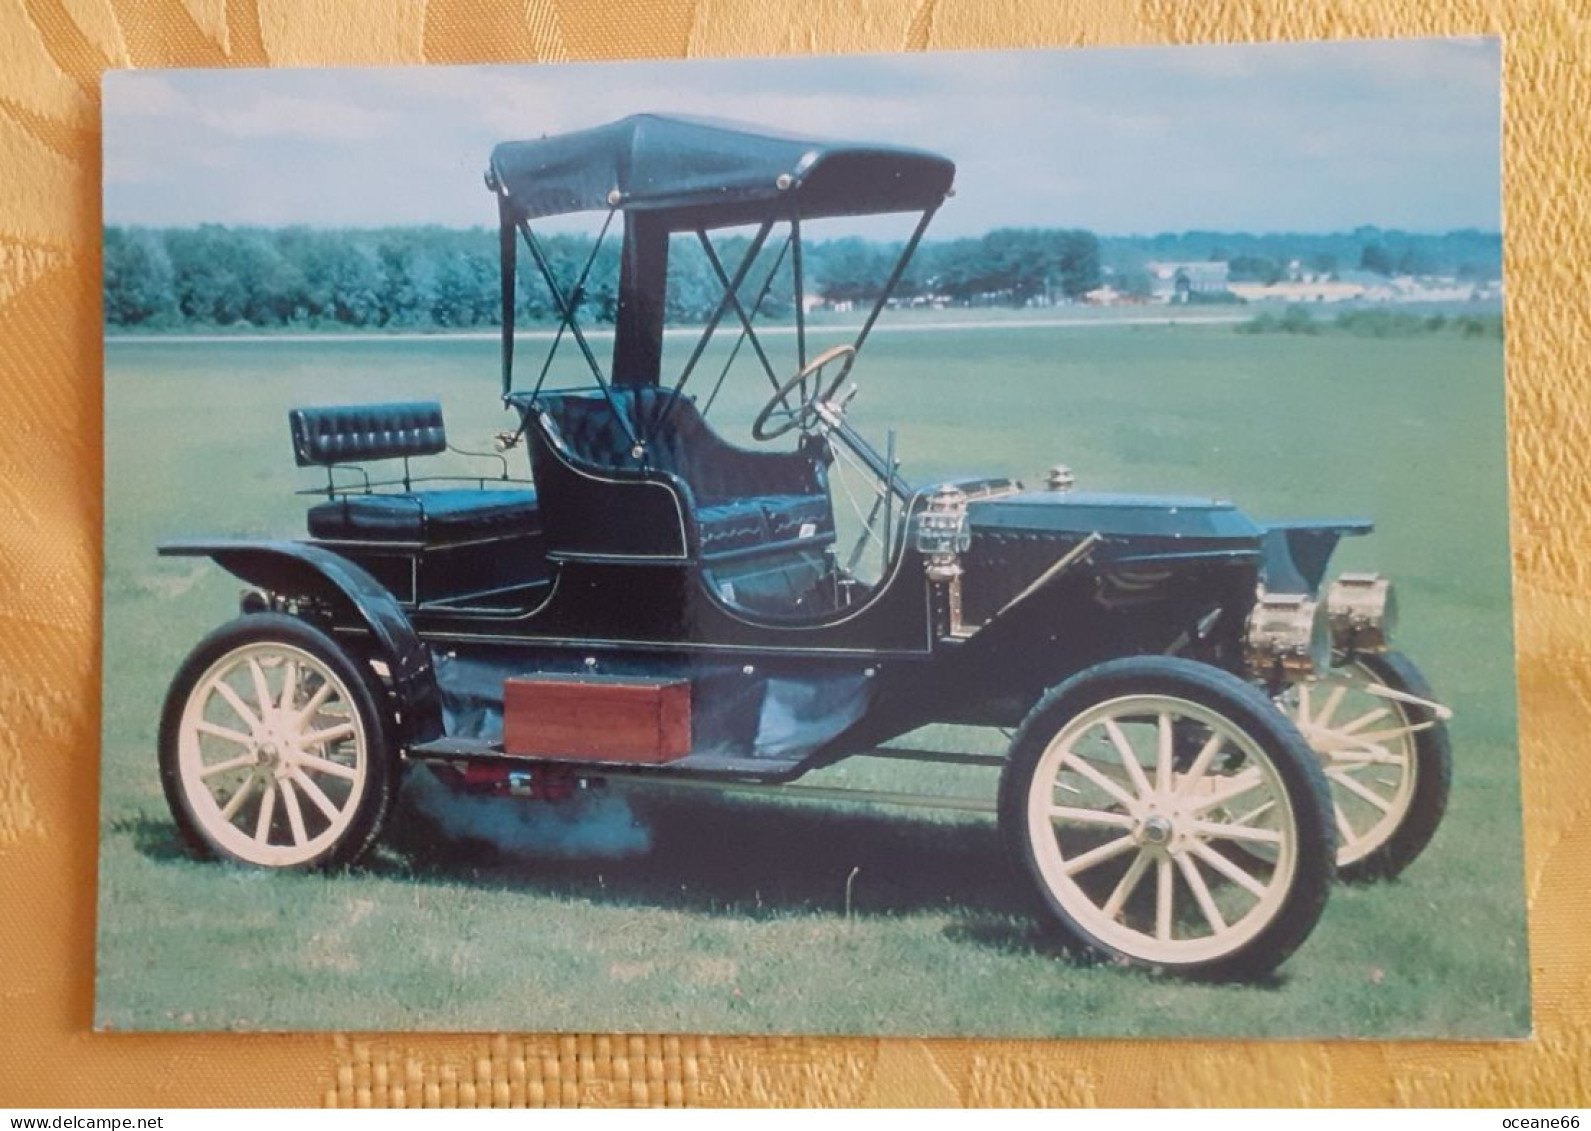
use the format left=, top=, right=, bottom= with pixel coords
left=1243, top=589, right=1331, bottom=683
left=1281, top=650, right=1452, bottom=880
left=158, top=613, right=398, bottom=869
left=998, top=656, right=1335, bottom=980
left=1326, top=572, right=1397, bottom=654
left=443, top=762, right=589, bottom=801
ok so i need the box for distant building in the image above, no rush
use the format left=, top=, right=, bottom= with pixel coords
left=1147, top=261, right=1230, bottom=303
left=1227, top=269, right=1503, bottom=305
left=1227, top=279, right=1367, bottom=303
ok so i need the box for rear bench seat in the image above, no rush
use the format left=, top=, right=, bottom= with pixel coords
left=290, top=402, right=538, bottom=543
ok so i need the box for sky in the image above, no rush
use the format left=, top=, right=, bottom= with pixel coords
left=102, top=39, right=1501, bottom=238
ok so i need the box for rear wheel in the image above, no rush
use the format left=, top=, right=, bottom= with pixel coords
left=159, top=613, right=398, bottom=869
left=999, top=657, right=1335, bottom=980
left=1283, top=651, right=1451, bottom=880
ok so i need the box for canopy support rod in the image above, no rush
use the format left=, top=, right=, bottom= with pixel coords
left=669, top=219, right=774, bottom=404
left=790, top=212, right=806, bottom=371
left=646, top=218, right=774, bottom=443
left=497, top=199, right=517, bottom=401
left=517, top=216, right=636, bottom=446
left=522, top=210, right=616, bottom=405
left=851, top=205, right=938, bottom=359
left=695, top=230, right=785, bottom=395
left=700, top=234, right=792, bottom=417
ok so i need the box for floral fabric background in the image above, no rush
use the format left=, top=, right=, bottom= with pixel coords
left=1, top=0, right=1588, bottom=1108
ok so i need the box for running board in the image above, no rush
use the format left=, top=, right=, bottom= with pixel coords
left=406, top=739, right=1002, bottom=810
left=409, top=739, right=1005, bottom=772
left=608, top=774, right=998, bottom=815
left=405, top=739, right=807, bottom=781
left=862, top=746, right=1006, bottom=768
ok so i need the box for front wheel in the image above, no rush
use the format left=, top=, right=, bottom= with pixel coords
left=1283, top=651, right=1452, bottom=880
left=999, top=657, right=1335, bottom=980
left=158, top=613, right=399, bottom=869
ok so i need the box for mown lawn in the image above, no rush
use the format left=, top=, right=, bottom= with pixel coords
left=97, top=323, right=1528, bottom=1037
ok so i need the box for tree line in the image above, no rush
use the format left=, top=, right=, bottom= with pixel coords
left=103, top=223, right=1500, bottom=332
left=103, top=224, right=1105, bottom=331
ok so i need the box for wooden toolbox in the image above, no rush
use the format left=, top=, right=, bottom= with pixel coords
left=503, top=674, right=691, bottom=763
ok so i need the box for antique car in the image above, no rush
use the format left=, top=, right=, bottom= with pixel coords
left=156, top=115, right=1451, bottom=980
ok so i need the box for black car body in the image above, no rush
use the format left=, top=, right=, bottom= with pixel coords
left=157, top=115, right=1452, bottom=979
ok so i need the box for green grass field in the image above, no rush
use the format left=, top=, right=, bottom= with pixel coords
left=96, top=323, right=1528, bottom=1037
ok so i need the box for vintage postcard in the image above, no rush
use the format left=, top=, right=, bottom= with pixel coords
left=97, top=41, right=1526, bottom=1037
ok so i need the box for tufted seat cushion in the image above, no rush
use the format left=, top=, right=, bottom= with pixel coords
left=760, top=494, right=832, bottom=542
left=697, top=501, right=772, bottom=556
left=307, top=488, right=539, bottom=542
left=290, top=402, right=448, bottom=467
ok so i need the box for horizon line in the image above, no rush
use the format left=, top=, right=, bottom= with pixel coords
left=101, top=221, right=1503, bottom=240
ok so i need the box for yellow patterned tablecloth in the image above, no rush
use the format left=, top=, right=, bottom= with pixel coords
left=2, top=0, right=1589, bottom=1108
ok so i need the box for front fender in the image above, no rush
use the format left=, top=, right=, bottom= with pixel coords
left=159, top=539, right=443, bottom=744
left=1261, top=520, right=1373, bottom=595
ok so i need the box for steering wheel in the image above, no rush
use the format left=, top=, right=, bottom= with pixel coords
left=750, top=344, right=857, bottom=442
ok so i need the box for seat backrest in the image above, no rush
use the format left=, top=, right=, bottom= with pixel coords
left=534, top=388, right=820, bottom=505
left=289, top=402, right=447, bottom=467
left=525, top=388, right=830, bottom=561
left=523, top=390, right=693, bottom=560
left=535, top=392, right=645, bottom=471
left=535, top=389, right=698, bottom=474
left=627, top=388, right=708, bottom=483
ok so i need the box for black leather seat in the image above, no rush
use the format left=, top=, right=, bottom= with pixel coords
left=306, top=488, right=539, bottom=542
left=696, top=502, right=771, bottom=556
left=530, top=389, right=834, bottom=560
left=290, top=402, right=539, bottom=544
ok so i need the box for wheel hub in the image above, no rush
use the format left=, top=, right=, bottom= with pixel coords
left=255, top=724, right=295, bottom=772
left=1141, top=814, right=1174, bottom=845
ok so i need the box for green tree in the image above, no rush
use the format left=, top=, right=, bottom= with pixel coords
left=1360, top=242, right=1394, bottom=276
left=1228, top=255, right=1283, bottom=285
left=103, top=227, right=177, bottom=327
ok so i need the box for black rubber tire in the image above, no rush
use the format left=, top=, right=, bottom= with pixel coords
left=158, top=613, right=399, bottom=870
left=1325, top=651, right=1452, bottom=882
left=998, top=656, right=1336, bottom=981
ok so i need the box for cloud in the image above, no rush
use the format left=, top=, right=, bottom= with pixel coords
left=101, top=45, right=1501, bottom=234
left=201, top=92, right=398, bottom=142
left=102, top=72, right=189, bottom=119
left=103, top=152, right=154, bottom=187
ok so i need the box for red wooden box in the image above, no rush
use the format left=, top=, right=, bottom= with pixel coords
left=503, top=674, right=691, bottom=763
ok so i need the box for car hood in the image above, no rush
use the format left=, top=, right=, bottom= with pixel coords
left=966, top=490, right=1265, bottom=544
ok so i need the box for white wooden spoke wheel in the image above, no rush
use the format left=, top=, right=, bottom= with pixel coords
left=160, top=615, right=396, bottom=870
left=1001, top=658, right=1334, bottom=979
left=1281, top=651, right=1452, bottom=881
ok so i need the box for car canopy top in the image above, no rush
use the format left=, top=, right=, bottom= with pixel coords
left=487, top=113, right=956, bottom=229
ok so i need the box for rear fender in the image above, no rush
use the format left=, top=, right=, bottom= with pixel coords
left=159, top=539, right=443, bottom=744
